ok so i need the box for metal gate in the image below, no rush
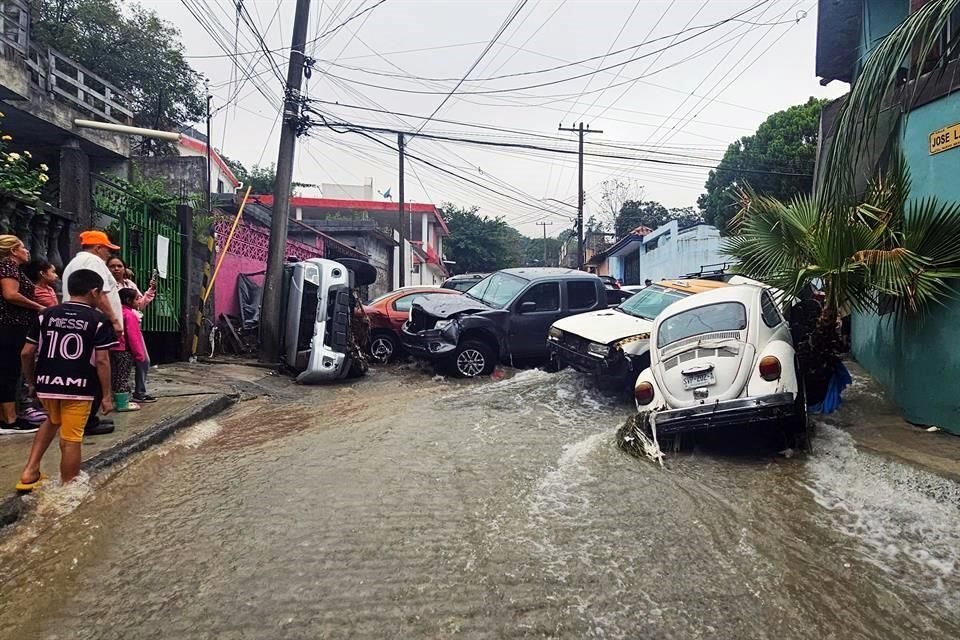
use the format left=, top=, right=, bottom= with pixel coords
left=92, top=175, right=182, bottom=332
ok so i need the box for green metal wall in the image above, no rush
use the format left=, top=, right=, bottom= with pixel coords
left=851, top=96, right=960, bottom=433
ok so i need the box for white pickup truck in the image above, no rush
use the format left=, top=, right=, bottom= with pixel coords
left=547, top=279, right=731, bottom=390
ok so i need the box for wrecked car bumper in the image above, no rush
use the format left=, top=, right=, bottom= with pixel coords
left=401, top=322, right=459, bottom=359
left=295, top=346, right=349, bottom=384
left=548, top=341, right=627, bottom=376
left=652, top=392, right=797, bottom=436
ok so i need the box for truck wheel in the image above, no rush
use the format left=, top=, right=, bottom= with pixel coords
left=451, top=340, right=496, bottom=378
left=368, top=332, right=398, bottom=362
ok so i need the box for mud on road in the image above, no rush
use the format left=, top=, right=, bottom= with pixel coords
left=1, top=366, right=958, bottom=639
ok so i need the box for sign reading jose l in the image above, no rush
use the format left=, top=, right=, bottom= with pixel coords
left=930, top=123, right=960, bottom=155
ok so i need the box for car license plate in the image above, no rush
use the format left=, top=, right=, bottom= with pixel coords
left=682, top=371, right=716, bottom=390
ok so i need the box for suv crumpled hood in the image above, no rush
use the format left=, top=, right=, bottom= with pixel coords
left=552, top=308, right=653, bottom=344
left=413, top=293, right=492, bottom=318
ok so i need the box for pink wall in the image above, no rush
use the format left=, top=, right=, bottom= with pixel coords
left=213, top=217, right=324, bottom=320
left=214, top=253, right=265, bottom=319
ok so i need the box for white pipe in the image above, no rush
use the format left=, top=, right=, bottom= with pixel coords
left=73, top=119, right=182, bottom=142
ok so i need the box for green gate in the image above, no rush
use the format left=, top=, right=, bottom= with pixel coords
left=92, top=175, right=182, bottom=333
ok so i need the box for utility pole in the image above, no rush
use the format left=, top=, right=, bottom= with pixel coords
left=559, top=122, right=603, bottom=270
left=397, top=132, right=405, bottom=288
left=260, top=0, right=311, bottom=363
left=205, top=93, right=212, bottom=215
left=536, top=220, right=553, bottom=266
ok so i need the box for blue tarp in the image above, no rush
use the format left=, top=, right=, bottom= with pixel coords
left=809, top=361, right=852, bottom=415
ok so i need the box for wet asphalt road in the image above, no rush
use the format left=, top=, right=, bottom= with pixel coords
left=0, top=366, right=958, bottom=639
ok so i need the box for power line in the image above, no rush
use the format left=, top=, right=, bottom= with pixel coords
left=306, top=110, right=814, bottom=177
left=183, top=0, right=390, bottom=60
left=562, top=0, right=644, bottom=123
left=318, top=0, right=772, bottom=86
left=592, top=0, right=699, bottom=122
left=413, top=0, right=530, bottom=135
left=315, top=15, right=791, bottom=100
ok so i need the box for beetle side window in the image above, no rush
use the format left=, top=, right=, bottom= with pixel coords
left=518, top=282, right=560, bottom=312
left=760, top=291, right=783, bottom=327
left=568, top=280, right=598, bottom=310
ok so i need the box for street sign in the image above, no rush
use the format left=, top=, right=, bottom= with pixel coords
left=929, top=123, right=960, bottom=155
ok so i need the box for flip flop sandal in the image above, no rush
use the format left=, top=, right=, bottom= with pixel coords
left=119, top=403, right=141, bottom=412
left=22, top=411, right=47, bottom=424
left=15, top=472, right=48, bottom=492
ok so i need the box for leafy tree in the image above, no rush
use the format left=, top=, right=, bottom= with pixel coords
left=668, top=206, right=705, bottom=229
left=599, top=178, right=642, bottom=231
left=31, top=0, right=206, bottom=152
left=614, top=200, right=670, bottom=237
left=698, top=98, right=825, bottom=233
left=439, top=203, right=525, bottom=273
left=222, top=156, right=320, bottom=195
left=223, top=157, right=276, bottom=194
left=524, top=237, right=563, bottom=266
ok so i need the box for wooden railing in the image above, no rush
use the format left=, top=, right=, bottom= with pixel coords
left=0, top=0, right=133, bottom=125
left=0, top=191, right=76, bottom=273
left=0, top=0, right=28, bottom=54
left=45, top=48, right=133, bottom=124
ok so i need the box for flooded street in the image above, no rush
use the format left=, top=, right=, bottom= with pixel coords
left=1, top=367, right=958, bottom=639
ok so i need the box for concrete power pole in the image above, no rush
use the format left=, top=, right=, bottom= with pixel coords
left=205, top=93, right=212, bottom=215
left=559, top=122, right=602, bottom=270
left=536, top=220, right=553, bottom=266
left=261, top=0, right=311, bottom=363
left=398, top=133, right=405, bottom=288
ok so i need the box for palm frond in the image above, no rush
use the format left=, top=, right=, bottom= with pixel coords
left=820, top=0, right=959, bottom=204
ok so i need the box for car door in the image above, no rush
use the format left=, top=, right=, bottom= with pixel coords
left=509, top=281, right=562, bottom=359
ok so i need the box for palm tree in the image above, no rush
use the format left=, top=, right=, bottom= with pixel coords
left=723, top=0, right=960, bottom=405
left=725, top=157, right=960, bottom=402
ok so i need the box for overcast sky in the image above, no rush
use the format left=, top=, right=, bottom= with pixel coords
left=147, top=0, right=846, bottom=236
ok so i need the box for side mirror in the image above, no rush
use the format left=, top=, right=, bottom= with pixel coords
left=520, top=301, right=537, bottom=313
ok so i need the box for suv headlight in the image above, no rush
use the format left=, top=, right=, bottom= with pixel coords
left=434, top=319, right=455, bottom=332
left=587, top=342, right=609, bottom=357
left=548, top=326, right=562, bottom=341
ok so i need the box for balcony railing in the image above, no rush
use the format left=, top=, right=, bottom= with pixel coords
left=0, top=191, right=76, bottom=273
left=0, top=0, right=133, bottom=125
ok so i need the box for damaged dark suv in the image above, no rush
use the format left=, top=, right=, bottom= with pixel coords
left=401, top=268, right=607, bottom=377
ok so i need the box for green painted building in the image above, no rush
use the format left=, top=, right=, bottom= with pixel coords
left=816, top=0, right=960, bottom=434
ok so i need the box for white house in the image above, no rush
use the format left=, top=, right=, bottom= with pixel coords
left=606, top=221, right=727, bottom=284
left=178, top=134, right=240, bottom=194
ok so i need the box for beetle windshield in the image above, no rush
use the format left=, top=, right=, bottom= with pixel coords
left=657, top=302, right=747, bottom=348
left=464, top=272, right=528, bottom=309
left=618, top=285, right=688, bottom=320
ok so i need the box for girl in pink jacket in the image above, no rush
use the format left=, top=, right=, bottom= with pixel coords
left=113, top=288, right=148, bottom=410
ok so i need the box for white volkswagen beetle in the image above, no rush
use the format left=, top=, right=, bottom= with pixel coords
left=633, top=284, right=810, bottom=450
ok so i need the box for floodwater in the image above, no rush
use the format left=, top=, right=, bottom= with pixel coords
left=1, top=367, right=958, bottom=639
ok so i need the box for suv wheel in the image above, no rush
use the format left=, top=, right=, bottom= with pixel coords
left=451, top=340, right=496, bottom=378
left=369, top=332, right=398, bottom=362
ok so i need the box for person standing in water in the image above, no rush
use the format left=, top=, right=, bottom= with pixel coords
left=16, top=269, right=116, bottom=490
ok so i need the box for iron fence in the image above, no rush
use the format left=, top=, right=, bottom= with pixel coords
left=92, top=175, right=182, bottom=333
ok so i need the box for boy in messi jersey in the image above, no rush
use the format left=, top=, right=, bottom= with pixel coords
left=16, top=269, right=117, bottom=490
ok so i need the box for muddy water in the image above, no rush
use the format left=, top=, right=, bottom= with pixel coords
left=0, top=368, right=958, bottom=639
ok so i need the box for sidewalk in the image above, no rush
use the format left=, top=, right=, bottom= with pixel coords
left=822, top=360, right=960, bottom=483
left=0, top=360, right=279, bottom=528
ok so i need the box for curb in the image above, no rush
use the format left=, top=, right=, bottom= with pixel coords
left=0, top=392, right=237, bottom=530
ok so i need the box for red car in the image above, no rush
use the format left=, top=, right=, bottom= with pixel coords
left=363, top=287, right=460, bottom=361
